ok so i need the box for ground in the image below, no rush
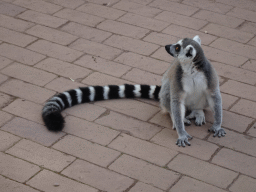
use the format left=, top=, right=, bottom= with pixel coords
left=0, top=0, right=256, bottom=191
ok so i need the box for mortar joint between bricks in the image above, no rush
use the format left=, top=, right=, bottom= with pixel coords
left=226, top=172, right=241, bottom=190
left=124, top=180, right=138, bottom=192
left=244, top=119, right=256, bottom=134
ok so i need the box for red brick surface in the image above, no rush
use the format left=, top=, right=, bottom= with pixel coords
left=0, top=1, right=255, bottom=191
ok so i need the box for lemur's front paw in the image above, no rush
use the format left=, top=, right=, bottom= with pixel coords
left=176, top=132, right=193, bottom=147
left=208, top=127, right=226, bottom=137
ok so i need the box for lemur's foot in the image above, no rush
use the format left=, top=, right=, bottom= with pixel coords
left=176, top=132, right=193, bottom=147
left=183, top=118, right=191, bottom=126
left=186, top=110, right=205, bottom=126
left=208, top=127, right=226, bottom=137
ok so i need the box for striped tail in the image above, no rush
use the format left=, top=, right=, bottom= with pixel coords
left=42, top=84, right=161, bottom=132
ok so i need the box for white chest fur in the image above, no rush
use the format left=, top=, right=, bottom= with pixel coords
left=183, top=71, right=208, bottom=109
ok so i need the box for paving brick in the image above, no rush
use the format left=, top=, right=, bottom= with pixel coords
left=129, top=182, right=163, bottom=192
left=13, top=0, right=62, bottom=14
left=1, top=117, right=66, bottom=146
left=97, top=20, right=149, bottom=39
left=0, top=26, right=36, bottom=47
left=118, top=13, right=169, bottom=32
left=143, top=32, right=180, bottom=46
left=95, top=111, right=161, bottom=140
left=108, top=133, right=178, bottom=166
left=65, top=104, right=106, bottom=123
left=86, top=0, right=120, bottom=4
left=156, top=11, right=207, bottom=30
left=221, top=93, right=238, bottom=110
left=126, top=0, right=155, bottom=5
left=45, top=77, right=85, bottom=92
left=28, top=40, right=83, bottom=62
left=227, top=7, right=256, bottom=23
left=126, top=0, right=155, bottom=4
left=248, top=122, right=256, bottom=138
left=0, top=175, right=38, bottom=192
left=0, top=152, right=40, bottom=182
left=0, top=2, right=26, bottom=16
left=202, top=45, right=248, bottom=67
left=182, top=0, right=233, bottom=14
left=0, top=111, right=13, bottom=126
left=237, top=21, right=256, bottom=35
left=213, top=62, right=256, bottom=85
left=28, top=170, right=97, bottom=192
left=212, top=148, right=256, bottom=178
left=170, top=176, right=226, bottom=192
left=210, top=38, right=256, bottom=60
left=61, top=22, right=111, bottom=43
left=63, top=116, right=119, bottom=145
left=162, top=24, right=216, bottom=45
left=151, top=128, right=218, bottom=160
left=109, top=154, right=179, bottom=190
left=105, top=35, right=159, bottom=56
left=230, top=99, right=256, bottom=119
left=77, top=3, right=125, bottom=20
left=82, top=72, right=131, bottom=86
left=53, top=135, right=120, bottom=167
left=7, top=139, right=75, bottom=171
left=69, top=38, right=123, bottom=60
left=248, top=36, right=256, bottom=47
left=0, top=14, right=34, bottom=32
left=205, top=109, right=253, bottom=132
left=96, top=98, right=160, bottom=121
left=113, top=1, right=161, bottom=17
left=122, top=68, right=162, bottom=85
left=151, top=46, right=174, bottom=62
left=230, top=175, right=256, bottom=192
left=0, top=43, right=46, bottom=65
left=62, top=159, right=134, bottom=192
left=1, top=63, right=57, bottom=86
left=193, top=10, right=244, bottom=28
left=26, top=25, right=78, bottom=46
left=216, top=0, right=256, bottom=12
left=221, top=80, right=256, bottom=101
left=54, top=8, right=104, bottom=27
left=18, top=10, right=68, bottom=28
left=149, top=0, right=198, bottom=16
left=35, top=58, right=91, bottom=79
left=0, top=74, right=8, bottom=85
left=0, top=55, right=12, bottom=69
left=168, top=154, right=238, bottom=188
left=3, top=99, right=44, bottom=124
left=0, top=130, right=20, bottom=151
left=115, top=52, right=169, bottom=74
left=202, top=24, right=254, bottom=43
left=0, top=79, right=55, bottom=104
left=74, top=55, right=131, bottom=77
left=44, top=0, right=84, bottom=9
left=209, top=129, right=256, bottom=157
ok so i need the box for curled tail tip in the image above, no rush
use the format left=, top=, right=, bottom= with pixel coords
left=42, top=111, right=65, bottom=132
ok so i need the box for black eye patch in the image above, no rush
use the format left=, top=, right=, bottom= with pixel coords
left=186, top=47, right=193, bottom=57
left=175, top=44, right=181, bottom=52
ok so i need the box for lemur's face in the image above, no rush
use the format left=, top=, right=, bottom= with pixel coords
left=165, top=35, right=201, bottom=64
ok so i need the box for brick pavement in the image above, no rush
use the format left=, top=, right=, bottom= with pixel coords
left=0, top=0, right=256, bottom=191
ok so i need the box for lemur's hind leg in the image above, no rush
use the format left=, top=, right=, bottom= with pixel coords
left=186, top=109, right=205, bottom=126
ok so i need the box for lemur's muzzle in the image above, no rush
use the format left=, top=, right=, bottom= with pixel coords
left=165, top=44, right=174, bottom=56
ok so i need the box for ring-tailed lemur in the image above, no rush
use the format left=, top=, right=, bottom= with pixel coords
left=42, top=35, right=225, bottom=147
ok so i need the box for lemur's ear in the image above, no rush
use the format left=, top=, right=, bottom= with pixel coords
left=193, top=35, right=201, bottom=45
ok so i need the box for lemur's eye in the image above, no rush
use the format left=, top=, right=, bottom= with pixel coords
left=175, top=45, right=180, bottom=52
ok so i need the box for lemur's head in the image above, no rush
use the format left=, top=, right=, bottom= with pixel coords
left=165, top=35, right=203, bottom=64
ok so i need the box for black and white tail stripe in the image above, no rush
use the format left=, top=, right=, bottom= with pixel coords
left=42, top=84, right=161, bottom=132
